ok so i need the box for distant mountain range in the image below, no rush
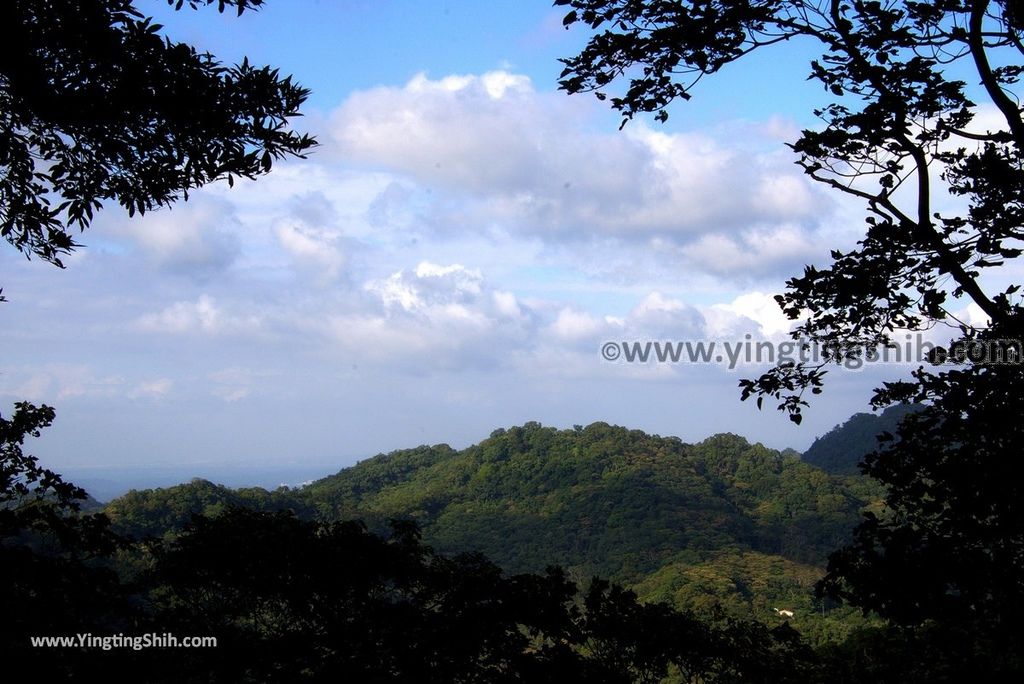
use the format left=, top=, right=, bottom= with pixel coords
left=102, top=413, right=917, bottom=644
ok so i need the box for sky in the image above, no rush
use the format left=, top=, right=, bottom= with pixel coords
left=1, top=0, right=978, bottom=498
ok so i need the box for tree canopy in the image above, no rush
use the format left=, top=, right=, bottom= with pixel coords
left=103, top=422, right=877, bottom=645
left=0, top=0, right=316, bottom=267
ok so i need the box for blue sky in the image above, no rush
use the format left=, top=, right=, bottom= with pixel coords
left=3, top=0, right=972, bottom=498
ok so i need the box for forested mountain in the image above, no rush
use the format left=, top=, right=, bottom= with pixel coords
left=104, top=421, right=880, bottom=643
left=800, top=404, right=921, bottom=475
left=9, top=407, right=1013, bottom=681
left=299, top=425, right=861, bottom=576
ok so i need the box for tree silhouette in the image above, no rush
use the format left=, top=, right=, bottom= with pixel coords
left=0, top=0, right=316, bottom=267
left=123, top=508, right=818, bottom=682
left=558, top=0, right=1024, bottom=676
left=816, top=363, right=1024, bottom=678
left=557, top=0, right=1022, bottom=421
left=0, top=402, right=129, bottom=674
left=134, top=509, right=582, bottom=682
left=1, top=1, right=314, bottom=669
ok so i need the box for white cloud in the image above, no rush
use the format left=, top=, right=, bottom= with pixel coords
left=109, top=195, right=241, bottom=276
left=368, top=271, right=421, bottom=311
left=677, top=224, right=821, bottom=279
left=209, top=368, right=263, bottom=403
left=0, top=364, right=126, bottom=402
left=753, top=174, right=817, bottom=219
left=275, top=218, right=346, bottom=284
left=548, top=308, right=609, bottom=342
left=628, top=292, right=707, bottom=338
left=366, top=261, right=485, bottom=312
left=327, top=71, right=832, bottom=254
left=4, top=371, right=53, bottom=403
left=136, top=295, right=259, bottom=336
left=130, top=378, right=173, bottom=399
left=492, top=290, right=524, bottom=319
left=963, top=302, right=991, bottom=328
left=708, top=292, right=794, bottom=338
left=325, top=262, right=537, bottom=370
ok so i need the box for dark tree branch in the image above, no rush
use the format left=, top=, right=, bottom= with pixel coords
left=970, top=0, right=1024, bottom=150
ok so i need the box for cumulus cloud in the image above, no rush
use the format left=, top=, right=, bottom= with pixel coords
left=707, top=292, right=794, bottom=338
left=548, top=308, right=609, bottom=342
left=539, top=294, right=705, bottom=360
left=339, top=261, right=534, bottom=369
left=540, top=290, right=796, bottom=358
left=674, top=223, right=822, bottom=280
left=316, top=260, right=799, bottom=375
left=629, top=292, right=707, bottom=338
left=331, top=72, right=560, bottom=194
left=275, top=218, right=346, bottom=284
left=328, top=70, right=831, bottom=260
left=109, top=195, right=241, bottom=277
left=365, top=262, right=491, bottom=318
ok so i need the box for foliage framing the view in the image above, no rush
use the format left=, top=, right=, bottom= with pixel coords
left=557, top=0, right=1023, bottom=421
left=557, top=0, right=1024, bottom=676
left=0, top=0, right=316, bottom=267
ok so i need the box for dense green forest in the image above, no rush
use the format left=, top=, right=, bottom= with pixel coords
left=5, top=400, right=1019, bottom=681
left=800, top=405, right=921, bottom=475
left=103, top=421, right=884, bottom=645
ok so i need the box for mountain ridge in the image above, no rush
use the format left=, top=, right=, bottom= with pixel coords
left=800, top=403, right=921, bottom=475
left=103, top=420, right=880, bottom=643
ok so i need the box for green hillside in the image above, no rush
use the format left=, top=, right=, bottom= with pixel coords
left=297, top=424, right=862, bottom=575
left=800, top=403, right=921, bottom=475
left=105, top=421, right=880, bottom=643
